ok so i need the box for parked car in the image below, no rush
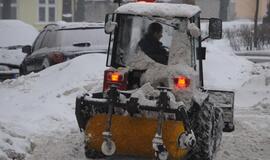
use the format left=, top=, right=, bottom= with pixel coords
left=20, top=22, right=109, bottom=75
left=0, top=20, right=38, bottom=81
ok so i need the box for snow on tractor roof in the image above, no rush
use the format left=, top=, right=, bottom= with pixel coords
left=115, top=2, right=201, bottom=18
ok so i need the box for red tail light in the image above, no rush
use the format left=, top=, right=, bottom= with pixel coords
left=48, top=52, right=65, bottom=64
left=108, top=72, right=123, bottom=82
left=103, top=69, right=127, bottom=91
left=174, top=75, right=190, bottom=89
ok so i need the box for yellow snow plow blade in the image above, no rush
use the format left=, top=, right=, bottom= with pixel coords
left=85, top=114, right=188, bottom=159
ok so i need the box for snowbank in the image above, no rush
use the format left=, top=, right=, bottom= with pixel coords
left=0, top=20, right=38, bottom=66
left=0, top=54, right=107, bottom=159
left=203, top=38, right=253, bottom=90
left=0, top=20, right=38, bottom=47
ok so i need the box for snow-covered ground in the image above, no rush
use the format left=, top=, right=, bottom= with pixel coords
left=204, top=39, right=270, bottom=160
left=0, top=20, right=270, bottom=160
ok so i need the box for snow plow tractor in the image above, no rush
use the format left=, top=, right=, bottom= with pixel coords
left=75, top=2, right=235, bottom=160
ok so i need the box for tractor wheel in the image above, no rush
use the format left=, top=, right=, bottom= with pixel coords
left=75, top=96, right=92, bottom=131
left=187, top=100, right=216, bottom=160
left=212, top=107, right=224, bottom=155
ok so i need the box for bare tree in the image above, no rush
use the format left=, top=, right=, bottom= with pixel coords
left=263, top=2, right=270, bottom=24
left=74, top=0, right=85, bottom=22
left=254, top=0, right=260, bottom=49
left=2, top=0, right=11, bottom=19
left=63, top=0, right=72, bottom=22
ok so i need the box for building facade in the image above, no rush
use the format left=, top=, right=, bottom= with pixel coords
left=84, top=0, right=269, bottom=22
left=0, top=0, right=269, bottom=30
left=84, top=0, right=220, bottom=22
left=17, top=0, right=63, bottom=30
left=233, top=0, right=268, bottom=20
left=0, top=0, right=66, bottom=31
left=84, top=0, right=118, bottom=23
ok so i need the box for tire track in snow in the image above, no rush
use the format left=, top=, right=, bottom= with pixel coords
left=216, top=108, right=270, bottom=160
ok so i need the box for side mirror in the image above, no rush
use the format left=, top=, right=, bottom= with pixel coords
left=188, top=23, right=201, bottom=38
left=22, top=45, right=32, bottom=55
left=105, top=21, right=118, bottom=34
left=105, top=13, right=117, bottom=34
left=209, top=18, right=222, bottom=39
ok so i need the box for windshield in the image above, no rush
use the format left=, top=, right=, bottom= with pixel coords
left=57, top=28, right=108, bottom=49
left=109, top=15, right=193, bottom=67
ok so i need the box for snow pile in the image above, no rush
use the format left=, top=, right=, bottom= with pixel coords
left=0, top=49, right=27, bottom=66
left=0, top=54, right=107, bottom=159
left=236, top=63, right=270, bottom=112
left=203, top=38, right=253, bottom=90
left=0, top=20, right=38, bottom=47
left=0, top=20, right=38, bottom=65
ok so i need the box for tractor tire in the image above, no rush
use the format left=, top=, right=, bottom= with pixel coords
left=75, top=96, right=92, bottom=131
left=212, top=107, right=223, bottom=155
left=186, top=100, right=221, bottom=160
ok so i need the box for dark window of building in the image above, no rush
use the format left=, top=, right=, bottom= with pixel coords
left=49, top=0, right=55, bottom=4
left=38, top=0, right=56, bottom=22
left=0, top=0, right=17, bottom=19
left=49, top=7, right=55, bottom=22
left=39, top=7, right=46, bottom=22
left=39, top=0, right=45, bottom=4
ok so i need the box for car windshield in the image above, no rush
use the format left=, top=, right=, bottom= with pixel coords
left=57, top=28, right=108, bottom=49
left=109, top=15, right=194, bottom=67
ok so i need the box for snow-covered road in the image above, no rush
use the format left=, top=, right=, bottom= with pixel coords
left=217, top=98, right=270, bottom=160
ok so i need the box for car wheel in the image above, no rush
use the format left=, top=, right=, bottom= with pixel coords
left=42, top=58, right=51, bottom=69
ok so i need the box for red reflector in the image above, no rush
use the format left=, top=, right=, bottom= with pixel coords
left=174, top=76, right=190, bottom=89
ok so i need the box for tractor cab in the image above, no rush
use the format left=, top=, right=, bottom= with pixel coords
left=103, top=2, right=222, bottom=91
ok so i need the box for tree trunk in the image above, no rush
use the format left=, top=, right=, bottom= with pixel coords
left=63, top=0, right=72, bottom=22
left=219, top=0, right=230, bottom=21
left=74, top=0, right=85, bottom=22
left=254, top=0, right=260, bottom=49
left=263, top=3, right=270, bottom=24
left=2, top=0, right=11, bottom=19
